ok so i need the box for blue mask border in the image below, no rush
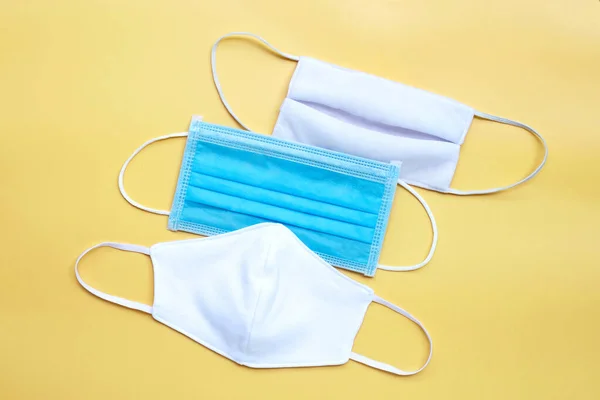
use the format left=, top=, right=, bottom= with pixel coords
left=168, top=118, right=400, bottom=277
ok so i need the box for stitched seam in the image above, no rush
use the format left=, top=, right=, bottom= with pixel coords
left=286, top=57, right=303, bottom=97
left=317, top=253, right=366, bottom=274
left=365, top=165, right=400, bottom=276
left=201, top=122, right=388, bottom=168
left=168, top=131, right=200, bottom=230
left=369, top=180, right=391, bottom=267
left=199, top=122, right=392, bottom=173
left=177, top=221, right=227, bottom=236
left=198, top=134, right=385, bottom=183
left=242, top=240, right=273, bottom=357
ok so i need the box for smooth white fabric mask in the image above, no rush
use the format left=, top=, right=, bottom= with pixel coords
left=75, top=223, right=432, bottom=375
left=211, top=32, right=548, bottom=195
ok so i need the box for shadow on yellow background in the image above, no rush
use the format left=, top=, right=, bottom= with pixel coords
left=0, top=1, right=599, bottom=399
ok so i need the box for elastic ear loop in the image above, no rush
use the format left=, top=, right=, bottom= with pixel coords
left=75, top=242, right=153, bottom=314
left=211, top=32, right=299, bottom=131
left=419, top=111, right=548, bottom=195
left=377, top=181, right=438, bottom=272
left=118, top=132, right=188, bottom=215
left=350, top=295, right=433, bottom=376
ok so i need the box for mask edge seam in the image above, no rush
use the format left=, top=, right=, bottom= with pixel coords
left=196, top=131, right=388, bottom=184
left=168, top=121, right=202, bottom=230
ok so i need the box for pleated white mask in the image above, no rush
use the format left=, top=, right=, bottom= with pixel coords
left=211, top=32, right=548, bottom=195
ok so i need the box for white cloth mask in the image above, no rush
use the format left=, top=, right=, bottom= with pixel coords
left=75, top=223, right=432, bottom=375
left=211, top=32, right=548, bottom=195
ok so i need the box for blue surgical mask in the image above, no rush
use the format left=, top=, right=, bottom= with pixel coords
left=118, top=116, right=437, bottom=276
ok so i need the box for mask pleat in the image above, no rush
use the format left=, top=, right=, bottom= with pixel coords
left=168, top=120, right=400, bottom=276
left=188, top=172, right=378, bottom=228
left=180, top=203, right=372, bottom=265
left=191, top=141, right=385, bottom=213
left=179, top=140, right=390, bottom=268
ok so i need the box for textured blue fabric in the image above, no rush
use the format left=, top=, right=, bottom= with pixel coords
left=167, top=119, right=400, bottom=276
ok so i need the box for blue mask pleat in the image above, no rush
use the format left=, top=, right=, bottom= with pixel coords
left=180, top=202, right=372, bottom=265
left=168, top=121, right=399, bottom=276
left=188, top=172, right=379, bottom=228
left=191, top=142, right=384, bottom=213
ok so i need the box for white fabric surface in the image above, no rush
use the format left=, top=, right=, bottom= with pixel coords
left=211, top=32, right=547, bottom=195
left=273, top=97, right=462, bottom=191
left=284, top=57, right=474, bottom=145
left=74, top=223, right=432, bottom=374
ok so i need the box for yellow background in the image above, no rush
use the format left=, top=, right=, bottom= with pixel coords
left=1, top=0, right=599, bottom=398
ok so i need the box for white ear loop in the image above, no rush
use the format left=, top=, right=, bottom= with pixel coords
left=411, top=111, right=548, bottom=195
left=118, top=132, right=188, bottom=215
left=350, top=294, right=433, bottom=376
left=211, top=32, right=299, bottom=131
left=75, top=242, right=153, bottom=314
left=377, top=181, right=438, bottom=272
